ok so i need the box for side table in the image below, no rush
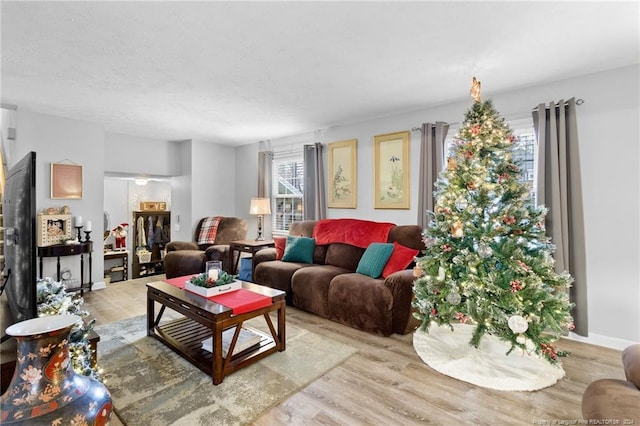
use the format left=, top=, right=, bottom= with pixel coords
left=229, top=240, right=275, bottom=280
left=37, top=242, right=93, bottom=295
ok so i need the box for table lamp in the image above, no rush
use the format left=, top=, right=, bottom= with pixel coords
left=249, top=198, right=271, bottom=241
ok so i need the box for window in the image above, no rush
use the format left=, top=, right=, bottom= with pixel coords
left=444, top=119, right=536, bottom=199
left=271, top=156, right=304, bottom=233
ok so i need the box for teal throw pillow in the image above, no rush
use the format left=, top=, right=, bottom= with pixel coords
left=356, top=243, right=394, bottom=279
left=281, top=236, right=316, bottom=264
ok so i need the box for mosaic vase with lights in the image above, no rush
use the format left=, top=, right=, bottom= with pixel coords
left=0, top=314, right=112, bottom=425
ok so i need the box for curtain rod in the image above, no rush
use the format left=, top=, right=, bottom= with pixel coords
left=412, top=98, right=584, bottom=132
left=531, top=98, right=584, bottom=112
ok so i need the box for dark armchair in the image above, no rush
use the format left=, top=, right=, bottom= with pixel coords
left=163, top=216, right=248, bottom=278
left=582, top=343, right=640, bottom=423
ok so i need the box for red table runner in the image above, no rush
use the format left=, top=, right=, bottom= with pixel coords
left=164, top=275, right=272, bottom=315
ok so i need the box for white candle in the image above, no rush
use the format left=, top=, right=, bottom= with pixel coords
left=75, top=216, right=83, bottom=227
left=85, top=220, right=92, bottom=232
left=208, top=269, right=219, bottom=281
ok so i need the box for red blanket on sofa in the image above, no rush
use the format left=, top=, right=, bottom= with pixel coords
left=313, top=218, right=395, bottom=248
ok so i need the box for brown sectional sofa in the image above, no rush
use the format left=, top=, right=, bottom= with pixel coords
left=253, top=219, right=425, bottom=336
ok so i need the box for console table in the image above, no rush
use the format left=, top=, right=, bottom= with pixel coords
left=38, top=242, right=93, bottom=295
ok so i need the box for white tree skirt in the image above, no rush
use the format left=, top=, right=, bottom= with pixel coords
left=413, top=323, right=565, bottom=391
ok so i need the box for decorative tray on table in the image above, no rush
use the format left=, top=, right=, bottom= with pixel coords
left=184, top=272, right=241, bottom=297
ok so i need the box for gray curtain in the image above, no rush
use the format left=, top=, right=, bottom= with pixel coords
left=417, top=122, right=449, bottom=228
left=257, top=141, right=273, bottom=198
left=303, top=142, right=326, bottom=220
left=533, top=98, right=588, bottom=336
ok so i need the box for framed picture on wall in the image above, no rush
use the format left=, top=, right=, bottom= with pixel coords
left=51, top=162, right=83, bottom=199
left=328, top=139, right=357, bottom=208
left=374, top=130, right=410, bottom=209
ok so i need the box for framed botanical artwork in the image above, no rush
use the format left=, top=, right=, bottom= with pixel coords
left=51, top=162, right=83, bottom=199
left=328, top=139, right=357, bottom=208
left=374, top=130, right=410, bottom=209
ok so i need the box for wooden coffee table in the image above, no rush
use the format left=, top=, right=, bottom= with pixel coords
left=146, top=280, right=286, bottom=385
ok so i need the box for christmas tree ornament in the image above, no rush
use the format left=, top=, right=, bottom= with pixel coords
left=447, top=156, right=457, bottom=171
left=508, top=315, right=529, bottom=334
left=477, top=243, right=493, bottom=258
left=413, top=266, right=424, bottom=278
left=451, top=220, right=464, bottom=238
left=455, top=198, right=468, bottom=211
left=437, top=266, right=446, bottom=281
left=470, top=76, right=482, bottom=102
left=446, top=291, right=462, bottom=305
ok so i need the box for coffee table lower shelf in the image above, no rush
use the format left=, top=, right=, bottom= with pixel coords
left=151, top=317, right=276, bottom=377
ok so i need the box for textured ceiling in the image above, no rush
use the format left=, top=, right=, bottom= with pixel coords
left=1, top=2, right=638, bottom=146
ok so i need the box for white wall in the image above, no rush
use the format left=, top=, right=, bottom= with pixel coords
left=190, top=140, right=237, bottom=220
left=235, top=64, right=640, bottom=348
left=104, top=132, right=181, bottom=177
left=11, top=109, right=106, bottom=288
left=168, top=139, right=237, bottom=242
left=234, top=142, right=262, bottom=239
left=169, top=140, right=192, bottom=242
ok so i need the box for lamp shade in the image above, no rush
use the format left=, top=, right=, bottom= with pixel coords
left=249, top=198, right=271, bottom=215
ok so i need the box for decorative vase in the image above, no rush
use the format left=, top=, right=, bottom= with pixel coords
left=0, top=314, right=112, bottom=425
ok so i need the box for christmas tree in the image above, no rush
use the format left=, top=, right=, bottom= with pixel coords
left=412, top=78, right=574, bottom=364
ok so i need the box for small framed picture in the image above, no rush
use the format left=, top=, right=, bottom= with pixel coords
left=328, top=139, right=357, bottom=208
left=51, top=162, right=83, bottom=199
left=37, top=214, right=73, bottom=246
left=374, top=130, right=410, bottom=209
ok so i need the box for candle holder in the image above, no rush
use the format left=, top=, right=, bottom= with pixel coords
left=84, top=231, right=92, bottom=242
left=75, top=226, right=83, bottom=242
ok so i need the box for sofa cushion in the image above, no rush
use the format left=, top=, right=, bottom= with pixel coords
left=356, top=243, right=394, bottom=278
left=163, top=250, right=207, bottom=279
left=328, top=273, right=394, bottom=336
left=273, top=236, right=287, bottom=260
left=292, top=265, right=349, bottom=318
left=387, top=225, right=425, bottom=250
left=325, top=243, right=365, bottom=272
left=254, top=260, right=313, bottom=305
left=382, top=242, right=420, bottom=278
left=282, top=236, right=316, bottom=263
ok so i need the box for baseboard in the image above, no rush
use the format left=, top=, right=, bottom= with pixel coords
left=92, top=281, right=106, bottom=290
left=565, top=331, right=637, bottom=351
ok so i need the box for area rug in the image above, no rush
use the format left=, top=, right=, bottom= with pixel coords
left=95, top=314, right=357, bottom=425
left=413, top=323, right=565, bottom=391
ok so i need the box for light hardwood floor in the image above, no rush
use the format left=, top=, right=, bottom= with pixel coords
left=82, top=277, right=625, bottom=426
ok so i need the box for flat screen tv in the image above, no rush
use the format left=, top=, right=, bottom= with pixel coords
left=1, top=151, right=37, bottom=341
